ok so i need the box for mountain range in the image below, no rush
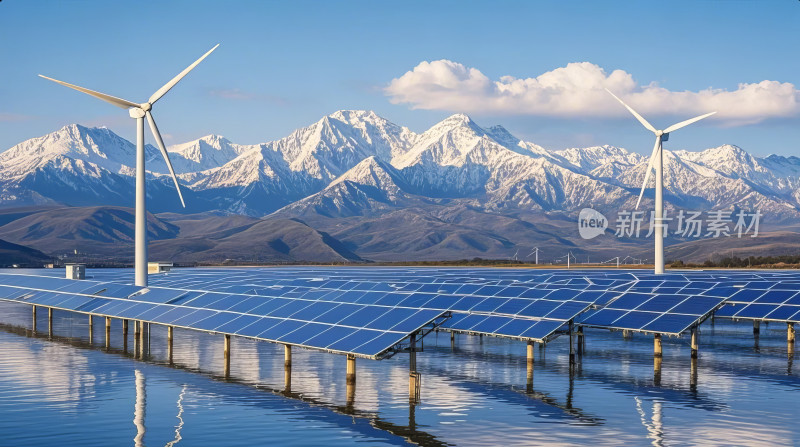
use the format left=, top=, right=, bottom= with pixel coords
left=0, top=110, right=797, bottom=263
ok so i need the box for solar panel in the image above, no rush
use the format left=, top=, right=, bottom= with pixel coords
left=6, top=267, right=800, bottom=352
left=0, top=273, right=448, bottom=359
left=716, top=281, right=800, bottom=323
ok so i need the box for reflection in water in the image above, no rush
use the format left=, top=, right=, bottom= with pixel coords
left=635, top=397, right=664, bottom=447
left=134, top=370, right=146, bottom=447
left=3, top=299, right=800, bottom=447
left=165, top=385, right=187, bottom=447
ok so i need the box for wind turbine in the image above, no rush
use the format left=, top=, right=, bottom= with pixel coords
left=606, top=89, right=715, bottom=274
left=528, top=247, right=539, bottom=265
left=40, top=44, right=219, bottom=287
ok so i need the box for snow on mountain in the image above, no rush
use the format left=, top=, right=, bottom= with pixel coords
left=268, top=110, right=416, bottom=179
left=0, top=124, right=150, bottom=179
left=1, top=111, right=799, bottom=221
left=165, top=135, right=252, bottom=174
left=556, top=145, right=644, bottom=173
left=279, top=156, right=419, bottom=218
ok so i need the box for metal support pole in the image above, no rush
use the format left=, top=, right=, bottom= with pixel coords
left=409, top=333, right=420, bottom=402
left=654, top=140, right=664, bottom=274
left=32, top=305, right=37, bottom=332
left=283, top=345, right=292, bottom=393
left=346, top=354, right=356, bottom=383
left=450, top=332, right=455, bottom=350
left=526, top=340, right=534, bottom=393
left=753, top=320, right=760, bottom=335
left=105, top=317, right=111, bottom=350
left=690, top=326, right=698, bottom=359
left=123, top=319, right=129, bottom=352
left=48, top=307, right=53, bottom=336
left=568, top=320, right=575, bottom=364
left=577, top=326, right=584, bottom=355
left=223, top=334, right=231, bottom=378
left=138, top=321, right=146, bottom=359
left=526, top=340, right=535, bottom=365
left=653, top=356, right=662, bottom=386
left=134, top=114, right=148, bottom=288
left=654, top=333, right=662, bottom=357
left=690, top=356, right=698, bottom=391
left=134, top=321, right=141, bottom=357
left=167, top=326, right=174, bottom=363
left=788, top=323, right=795, bottom=343
left=88, top=315, right=93, bottom=343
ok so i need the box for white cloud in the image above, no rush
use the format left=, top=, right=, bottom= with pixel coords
left=385, top=60, right=800, bottom=125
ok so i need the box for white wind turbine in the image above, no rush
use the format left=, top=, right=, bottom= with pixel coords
left=40, top=44, right=219, bottom=287
left=528, top=247, right=539, bottom=265
left=606, top=89, right=715, bottom=274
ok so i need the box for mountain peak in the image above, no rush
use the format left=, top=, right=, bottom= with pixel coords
left=328, top=110, right=383, bottom=123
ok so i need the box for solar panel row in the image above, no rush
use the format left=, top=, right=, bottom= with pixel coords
left=4, top=267, right=798, bottom=349
left=0, top=274, right=446, bottom=358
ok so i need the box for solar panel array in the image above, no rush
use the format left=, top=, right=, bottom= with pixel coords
left=0, top=273, right=447, bottom=359
left=712, top=280, right=800, bottom=323
left=80, top=267, right=624, bottom=342
left=2, top=267, right=797, bottom=351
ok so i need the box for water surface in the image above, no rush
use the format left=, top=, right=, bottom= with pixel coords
left=0, top=275, right=798, bottom=446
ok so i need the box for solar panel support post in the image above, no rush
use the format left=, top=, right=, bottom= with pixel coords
left=409, top=333, right=420, bottom=402
left=450, top=332, right=455, bottom=350
left=788, top=323, right=795, bottom=346
left=47, top=307, right=53, bottom=337
left=753, top=320, right=760, bottom=335
left=409, top=333, right=417, bottom=372
left=138, top=321, right=147, bottom=359
left=690, top=356, right=698, bottom=391
left=690, top=326, right=698, bottom=359
left=284, top=362, right=291, bottom=394
left=32, top=305, right=37, bottom=332
left=577, top=327, right=584, bottom=356
left=123, top=320, right=129, bottom=352
left=568, top=320, right=575, bottom=364
left=223, top=334, right=231, bottom=378
left=284, top=344, right=292, bottom=368
left=527, top=340, right=535, bottom=365
left=105, top=317, right=111, bottom=350
left=88, top=315, right=93, bottom=344
left=654, top=333, right=662, bottom=357
left=653, top=356, right=662, bottom=386
left=346, top=354, right=356, bottom=385
left=346, top=379, right=355, bottom=410
left=167, top=326, right=173, bottom=364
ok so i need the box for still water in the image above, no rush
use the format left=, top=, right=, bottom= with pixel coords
left=0, top=300, right=798, bottom=445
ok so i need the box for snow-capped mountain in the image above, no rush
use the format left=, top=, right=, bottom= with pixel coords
left=165, top=135, right=252, bottom=174
left=1, top=111, right=799, bottom=222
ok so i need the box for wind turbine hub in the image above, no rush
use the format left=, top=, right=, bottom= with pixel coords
left=140, top=103, right=152, bottom=112
left=128, top=107, right=146, bottom=119
left=655, top=130, right=664, bottom=136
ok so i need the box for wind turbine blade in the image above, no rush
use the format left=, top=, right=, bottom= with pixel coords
left=636, top=135, right=662, bottom=209
left=663, top=111, right=717, bottom=134
left=38, top=75, right=138, bottom=109
left=145, top=111, right=186, bottom=208
left=148, top=44, right=220, bottom=105
left=605, top=88, right=656, bottom=133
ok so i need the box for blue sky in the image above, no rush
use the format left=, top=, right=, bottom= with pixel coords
left=0, top=1, right=798, bottom=156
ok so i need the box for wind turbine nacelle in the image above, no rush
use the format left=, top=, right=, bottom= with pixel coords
left=662, top=133, right=669, bottom=142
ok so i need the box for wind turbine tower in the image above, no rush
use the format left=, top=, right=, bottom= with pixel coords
left=40, top=45, right=219, bottom=287
left=528, top=247, right=539, bottom=265
left=606, top=89, right=715, bottom=274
